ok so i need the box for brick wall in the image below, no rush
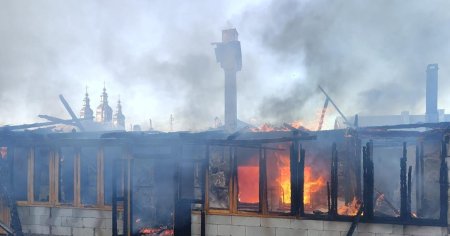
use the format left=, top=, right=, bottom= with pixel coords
left=17, top=206, right=122, bottom=236
left=191, top=214, right=447, bottom=236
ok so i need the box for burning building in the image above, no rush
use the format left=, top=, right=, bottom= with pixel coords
left=0, top=125, right=449, bottom=236
left=0, top=29, right=449, bottom=236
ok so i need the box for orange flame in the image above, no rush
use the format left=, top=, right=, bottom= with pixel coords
left=238, top=152, right=329, bottom=210
left=277, top=166, right=291, bottom=204
left=338, top=197, right=361, bottom=216
left=304, top=166, right=326, bottom=206
left=237, top=166, right=259, bottom=203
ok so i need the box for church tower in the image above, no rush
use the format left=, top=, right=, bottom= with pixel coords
left=79, top=87, right=94, bottom=120
left=95, top=86, right=113, bottom=123
left=113, top=98, right=125, bottom=128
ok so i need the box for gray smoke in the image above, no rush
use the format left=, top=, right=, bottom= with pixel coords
left=1, top=0, right=450, bottom=130
left=251, top=0, right=450, bottom=123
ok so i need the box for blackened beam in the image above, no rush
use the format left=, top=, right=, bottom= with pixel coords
left=283, top=123, right=312, bottom=136
left=226, top=126, right=250, bottom=140
left=400, top=142, right=408, bottom=219
left=59, top=94, right=85, bottom=131
left=415, top=144, right=421, bottom=216
left=317, top=98, right=329, bottom=131
left=374, top=189, right=400, bottom=216
left=38, top=114, right=67, bottom=123
left=346, top=203, right=364, bottom=236
left=419, top=142, right=425, bottom=216
left=0, top=118, right=87, bottom=131
left=363, top=141, right=374, bottom=219
left=299, top=147, right=305, bottom=216
left=201, top=146, right=209, bottom=236
left=210, top=143, right=286, bottom=151
left=359, top=122, right=450, bottom=131
left=330, top=143, right=338, bottom=216
left=0, top=220, right=13, bottom=235
left=318, top=85, right=351, bottom=127
left=407, top=166, right=412, bottom=218
left=327, top=182, right=331, bottom=213
left=290, top=142, right=299, bottom=215
left=260, top=148, right=267, bottom=214
left=439, top=140, right=448, bottom=224
left=357, top=130, right=422, bottom=138
left=203, top=136, right=317, bottom=146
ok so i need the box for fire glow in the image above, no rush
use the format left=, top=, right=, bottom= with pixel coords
left=238, top=166, right=259, bottom=203
left=238, top=152, right=327, bottom=208
left=303, top=166, right=326, bottom=206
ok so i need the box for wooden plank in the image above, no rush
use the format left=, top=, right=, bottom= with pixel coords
left=28, top=147, right=34, bottom=204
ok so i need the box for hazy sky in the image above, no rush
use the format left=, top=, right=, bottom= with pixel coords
left=1, top=0, right=450, bottom=131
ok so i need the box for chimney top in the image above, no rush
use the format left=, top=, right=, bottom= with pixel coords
left=427, top=64, right=438, bottom=71
left=222, top=28, right=238, bottom=43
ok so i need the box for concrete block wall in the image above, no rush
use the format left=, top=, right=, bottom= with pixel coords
left=191, top=214, right=447, bottom=236
left=17, top=206, right=122, bottom=236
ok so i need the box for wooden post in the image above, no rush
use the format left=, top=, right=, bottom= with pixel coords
left=419, top=142, right=425, bottom=216
left=363, top=141, right=374, bottom=219
left=439, top=140, right=448, bottom=224
left=290, top=141, right=299, bottom=215
left=299, top=147, right=305, bottom=216
left=400, top=142, right=408, bottom=219
left=407, top=166, right=412, bottom=219
left=259, top=146, right=268, bottom=214
left=415, top=144, right=421, bottom=217
left=330, top=143, right=338, bottom=217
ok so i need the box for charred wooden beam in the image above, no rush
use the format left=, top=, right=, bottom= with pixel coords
left=59, top=94, right=85, bottom=131
left=346, top=203, right=364, bottom=236
left=407, top=166, right=412, bottom=219
left=299, top=147, right=305, bottom=216
left=419, top=142, right=425, bottom=216
left=290, top=141, right=299, bottom=215
left=0, top=220, right=13, bottom=235
left=259, top=147, right=267, bottom=214
left=112, top=159, right=118, bottom=236
left=318, top=86, right=352, bottom=127
left=201, top=146, right=209, bottom=236
left=400, top=142, right=408, bottom=219
left=359, top=121, right=450, bottom=131
left=356, top=139, right=362, bottom=200
left=439, top=140, right=448, bottom=224
left=363, top=141, right=374, bottom=219
left=282, top=123, right=311, bottom=137
left=375, top=188, right=400, bottom=216
left=327, top=181, right=331, bottom=214
left=317, top=98, right=329, bottom=131
left=205, top=135, right=316, bottom=146
left=330, top=143, right=338, bottom=217
left=415, top=144, right=421, bottom=217
left=226, top=126, right=249, bottom=140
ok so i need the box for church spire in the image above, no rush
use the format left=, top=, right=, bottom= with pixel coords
left=80, top=86, right=93, bottom=120
left=96, top=84, right=113, bottom=123
left=113, top=96, right=125, bottom=129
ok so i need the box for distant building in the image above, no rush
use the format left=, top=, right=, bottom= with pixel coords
left=113, top=99, right=125, bottom=128
left=335, top=64, right=447, bottom=128
left=79, top=86, right=125, bottom=131
left=79, top=88, right=94, bottom=120
left=95, top=87, right=113, bottom=123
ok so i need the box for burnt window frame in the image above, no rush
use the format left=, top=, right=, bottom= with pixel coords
left=204, top=132, right=448, bottom=227
left=56, top=146, right=76, bottom=206
left=11, top=146, right=30, bottom=203
left=31, top=146, right=55, bottom=204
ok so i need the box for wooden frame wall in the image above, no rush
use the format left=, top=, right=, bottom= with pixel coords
left=15, top=144, right=120, bottom=210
